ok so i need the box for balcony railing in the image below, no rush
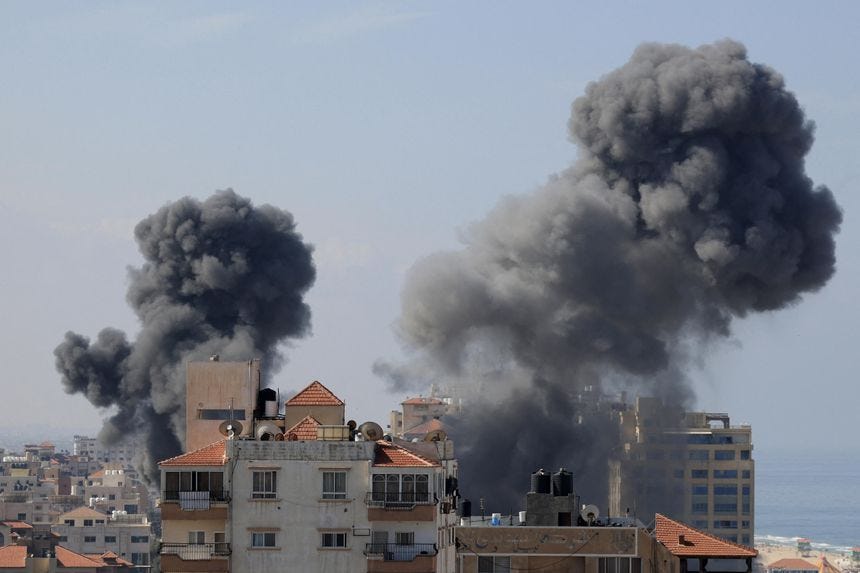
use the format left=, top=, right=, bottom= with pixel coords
left=365, top=492, right=437, bottom=510
left=364, top=543, right=437, bottom=561
left=162, top=490, right=230, bottom=509
left=160, top=543, right=230, bottom=560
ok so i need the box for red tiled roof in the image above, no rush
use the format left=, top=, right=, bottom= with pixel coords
left=286, top=381, right=343, bottom=406
left=654, top=514, right=757, bottom=558
left=89, top=469, right=105, bottom=478
left=768, top=559, right=818, bottom=571
left=1, top=521, right=33, bottom=529
left=84, top=551, right=133, bottom=567
left=286, top=415, right=321, bottom=441
left=403, top=418, right=447, bottom=436
left=0, top=546, right=27, bottom=568
left=55, top=546, right=102, bottom=568
left=159, top=441, right=227, bottom=467
left=373, top=441, right=439, bottom=467
left=58, top=507, right=106, bottom=521
left=402, top=396, right=445, bottom=405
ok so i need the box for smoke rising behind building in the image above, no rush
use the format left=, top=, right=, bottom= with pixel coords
left=380, top=40, right=842, bottom=509
left=54, top=190, right=316, bottom=482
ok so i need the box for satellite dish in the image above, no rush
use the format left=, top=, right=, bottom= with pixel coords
left=424, top=429, right=448, bottom=442
left=581, top=504, right=600, bottom=523
left=358, top=421, right=384, bottom=441
left=218, top=420, right=244, bottom=438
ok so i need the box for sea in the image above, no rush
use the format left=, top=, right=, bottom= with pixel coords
left=755, top=448, right=860, bottom=552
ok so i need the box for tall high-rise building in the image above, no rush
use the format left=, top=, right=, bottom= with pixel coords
left=609, top=397, right=754, bottom=545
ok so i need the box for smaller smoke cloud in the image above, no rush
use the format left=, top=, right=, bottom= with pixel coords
left=56, top=190, right=316, bottom=481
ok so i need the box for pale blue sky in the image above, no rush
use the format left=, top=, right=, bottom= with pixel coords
left=1, top=2, right=857, bottom=453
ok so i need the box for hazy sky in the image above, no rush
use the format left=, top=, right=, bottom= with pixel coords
left=1, top=2, right=857, bottom=454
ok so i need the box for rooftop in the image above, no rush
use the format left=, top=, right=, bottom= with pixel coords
left=58, top=507, right=107, bottom=521
left=767, top=559, right=819, bottom=571
left=654, top=514, right=757, bottom=558
left=286, top=380, right=344, bottom=406
left=373, top=441, right=439, bottom=468
left=402, top=396, right=445, bottom=406
left=55, top=546, right=102, bottom=568
left=159, top=440, right=227, bottom=467
left=0, top=545, right=27, bottom=568
left=286, top=415, right=321, bottom=441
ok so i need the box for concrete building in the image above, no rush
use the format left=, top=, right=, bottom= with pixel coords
left=390, top=391, right=460, bottom=440
left=158, top=376, right=460, bottom=573
left=52, top=507, right=151, bottom=572
left=609, top=398, right=754, bottom=545
left=765, top=559, right=819, bottom=573
left=185, top=359, right=261, bottom=452
left=0, top=544, right=134, bottom=572
left=72, top=437, right=136, bottom=466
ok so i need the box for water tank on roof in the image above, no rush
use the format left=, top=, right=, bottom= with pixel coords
left=552, top=468, right=573, bottom=496
left=530, top=469, right=551, bottom=494
left=460, top=499, right=472, bottom=519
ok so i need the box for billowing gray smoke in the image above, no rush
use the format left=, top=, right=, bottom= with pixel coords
left=382, top=40, right=842, bottom=509
left=55, top=190, right=315, bottom=482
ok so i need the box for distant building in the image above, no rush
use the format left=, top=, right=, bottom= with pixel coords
left=766, top=558, right=819, bottom=573
left=609, top=397, right=754, bottom=545
left=72, top=437, right=136, bottom=465
left=390, top=387, right=461, bottom=440
left=52, top=507, right=151, bottom=572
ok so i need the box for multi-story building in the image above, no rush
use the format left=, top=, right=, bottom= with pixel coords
left=159, top=376, right=460, bottom=573
left=390, top=388, right=461, bottom=440
left=72, top=437, right=137, bottom=465
left=609, top=397, right=754, bottom=545
left=52, top=507, right=151, bottom=572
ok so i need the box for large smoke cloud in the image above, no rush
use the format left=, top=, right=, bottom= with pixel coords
left=55, top=190, right=315, bottom=481
left=382, top=40, right=842, bottom=509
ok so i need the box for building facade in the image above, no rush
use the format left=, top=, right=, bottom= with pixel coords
left=609, top=398, right=754, bottom=545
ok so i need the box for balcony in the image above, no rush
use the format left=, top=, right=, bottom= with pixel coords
left=365, top=492, right=437, bottom=522
left=160, top=543, right=229, bottom=573
left=160, top=491, right=230, bottom=520
left=364, top=544, right=437, bottom=573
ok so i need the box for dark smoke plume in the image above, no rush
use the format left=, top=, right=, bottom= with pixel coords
left=55, top=190, right=315, bottom=482
left=381, top=40, right=842, bottom=509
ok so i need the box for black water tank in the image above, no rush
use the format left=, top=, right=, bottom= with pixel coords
left=552, top=468, right=573, bottom=496
left=256, top=388, right=277, bottom=417
left=460, top=499, right=472, bottom=519
left=531, top=469, right=551, bottom=494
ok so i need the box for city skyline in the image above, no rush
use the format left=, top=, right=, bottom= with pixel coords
left=1, top=2, right=858, bottom=456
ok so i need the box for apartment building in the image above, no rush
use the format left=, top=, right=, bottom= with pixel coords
left=73, top=437, right=137, bottom=465
left=52, top=507, right=151, bottom=571
left=609, top=397, right=754, bottom=545
left=159, top=377, right=460, bottom=573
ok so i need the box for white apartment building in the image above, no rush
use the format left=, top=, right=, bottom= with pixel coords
left=52, top=506, right=151, bottom=572
left=159, top=379, right=459, bottom=573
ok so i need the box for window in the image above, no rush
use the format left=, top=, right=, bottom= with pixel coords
left=713, top=520, right=738, bottom=529
left=188, top=531, right=204, bottom=544
left=164, top=471, right=225, bottom=499
left=84, top=536, right=96, bottom=543
left=83, top=519, right=94, bottom=527
left=599, top=558, right=642, bottom=573
left=742, top=470, right=751, bottom=479
left=693, top=520, right=708, bottom=529
left=714, top=485, right=737, bottom=495
left=715, top=450, right=735, bottom=460
left=740, top=450, right=750, bottom=460
left=395, top=532, right=415, bottom=545
left=197, top=409, right=247, bottom=420
left=322, top=471, right=347, bottom=499
left=742, top=534, right=751, bottom=545
left=16, top=513, right=26, bottom=521
left=321, top=532, right=347, bottom=548
left=691, top=502, right=708, bottom=514
left=714, top=470, right=738, bottom=479
left=742, top=485, right=750, bottom=495
left=251, top=532, right=277, bottom=548
left=64, top=520, right=74, bottom=526
left=252, top=471, right=277, bottom=499
left=691, top=469, right=708, bottom=479
left=108, top=494, right=116, bottom=500
left=688, top=450, right=709, bottom=461
left=105, top=536, right=117, bottom=543
left=714, top=503, right=737, bottom=513
left=371, top=473, right=432, bottom=505
left=741, top=521, right=751, bottom=528
left=132, top=535, right=150, bottom=544
left=692, top=485, right=708, bottom=495
left=479, top=556, right=512, bottom=573
left=95, top=519, right=105, bottom=524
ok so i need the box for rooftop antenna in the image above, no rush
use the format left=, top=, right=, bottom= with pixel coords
left=479, top=498, right=485, bottom=522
